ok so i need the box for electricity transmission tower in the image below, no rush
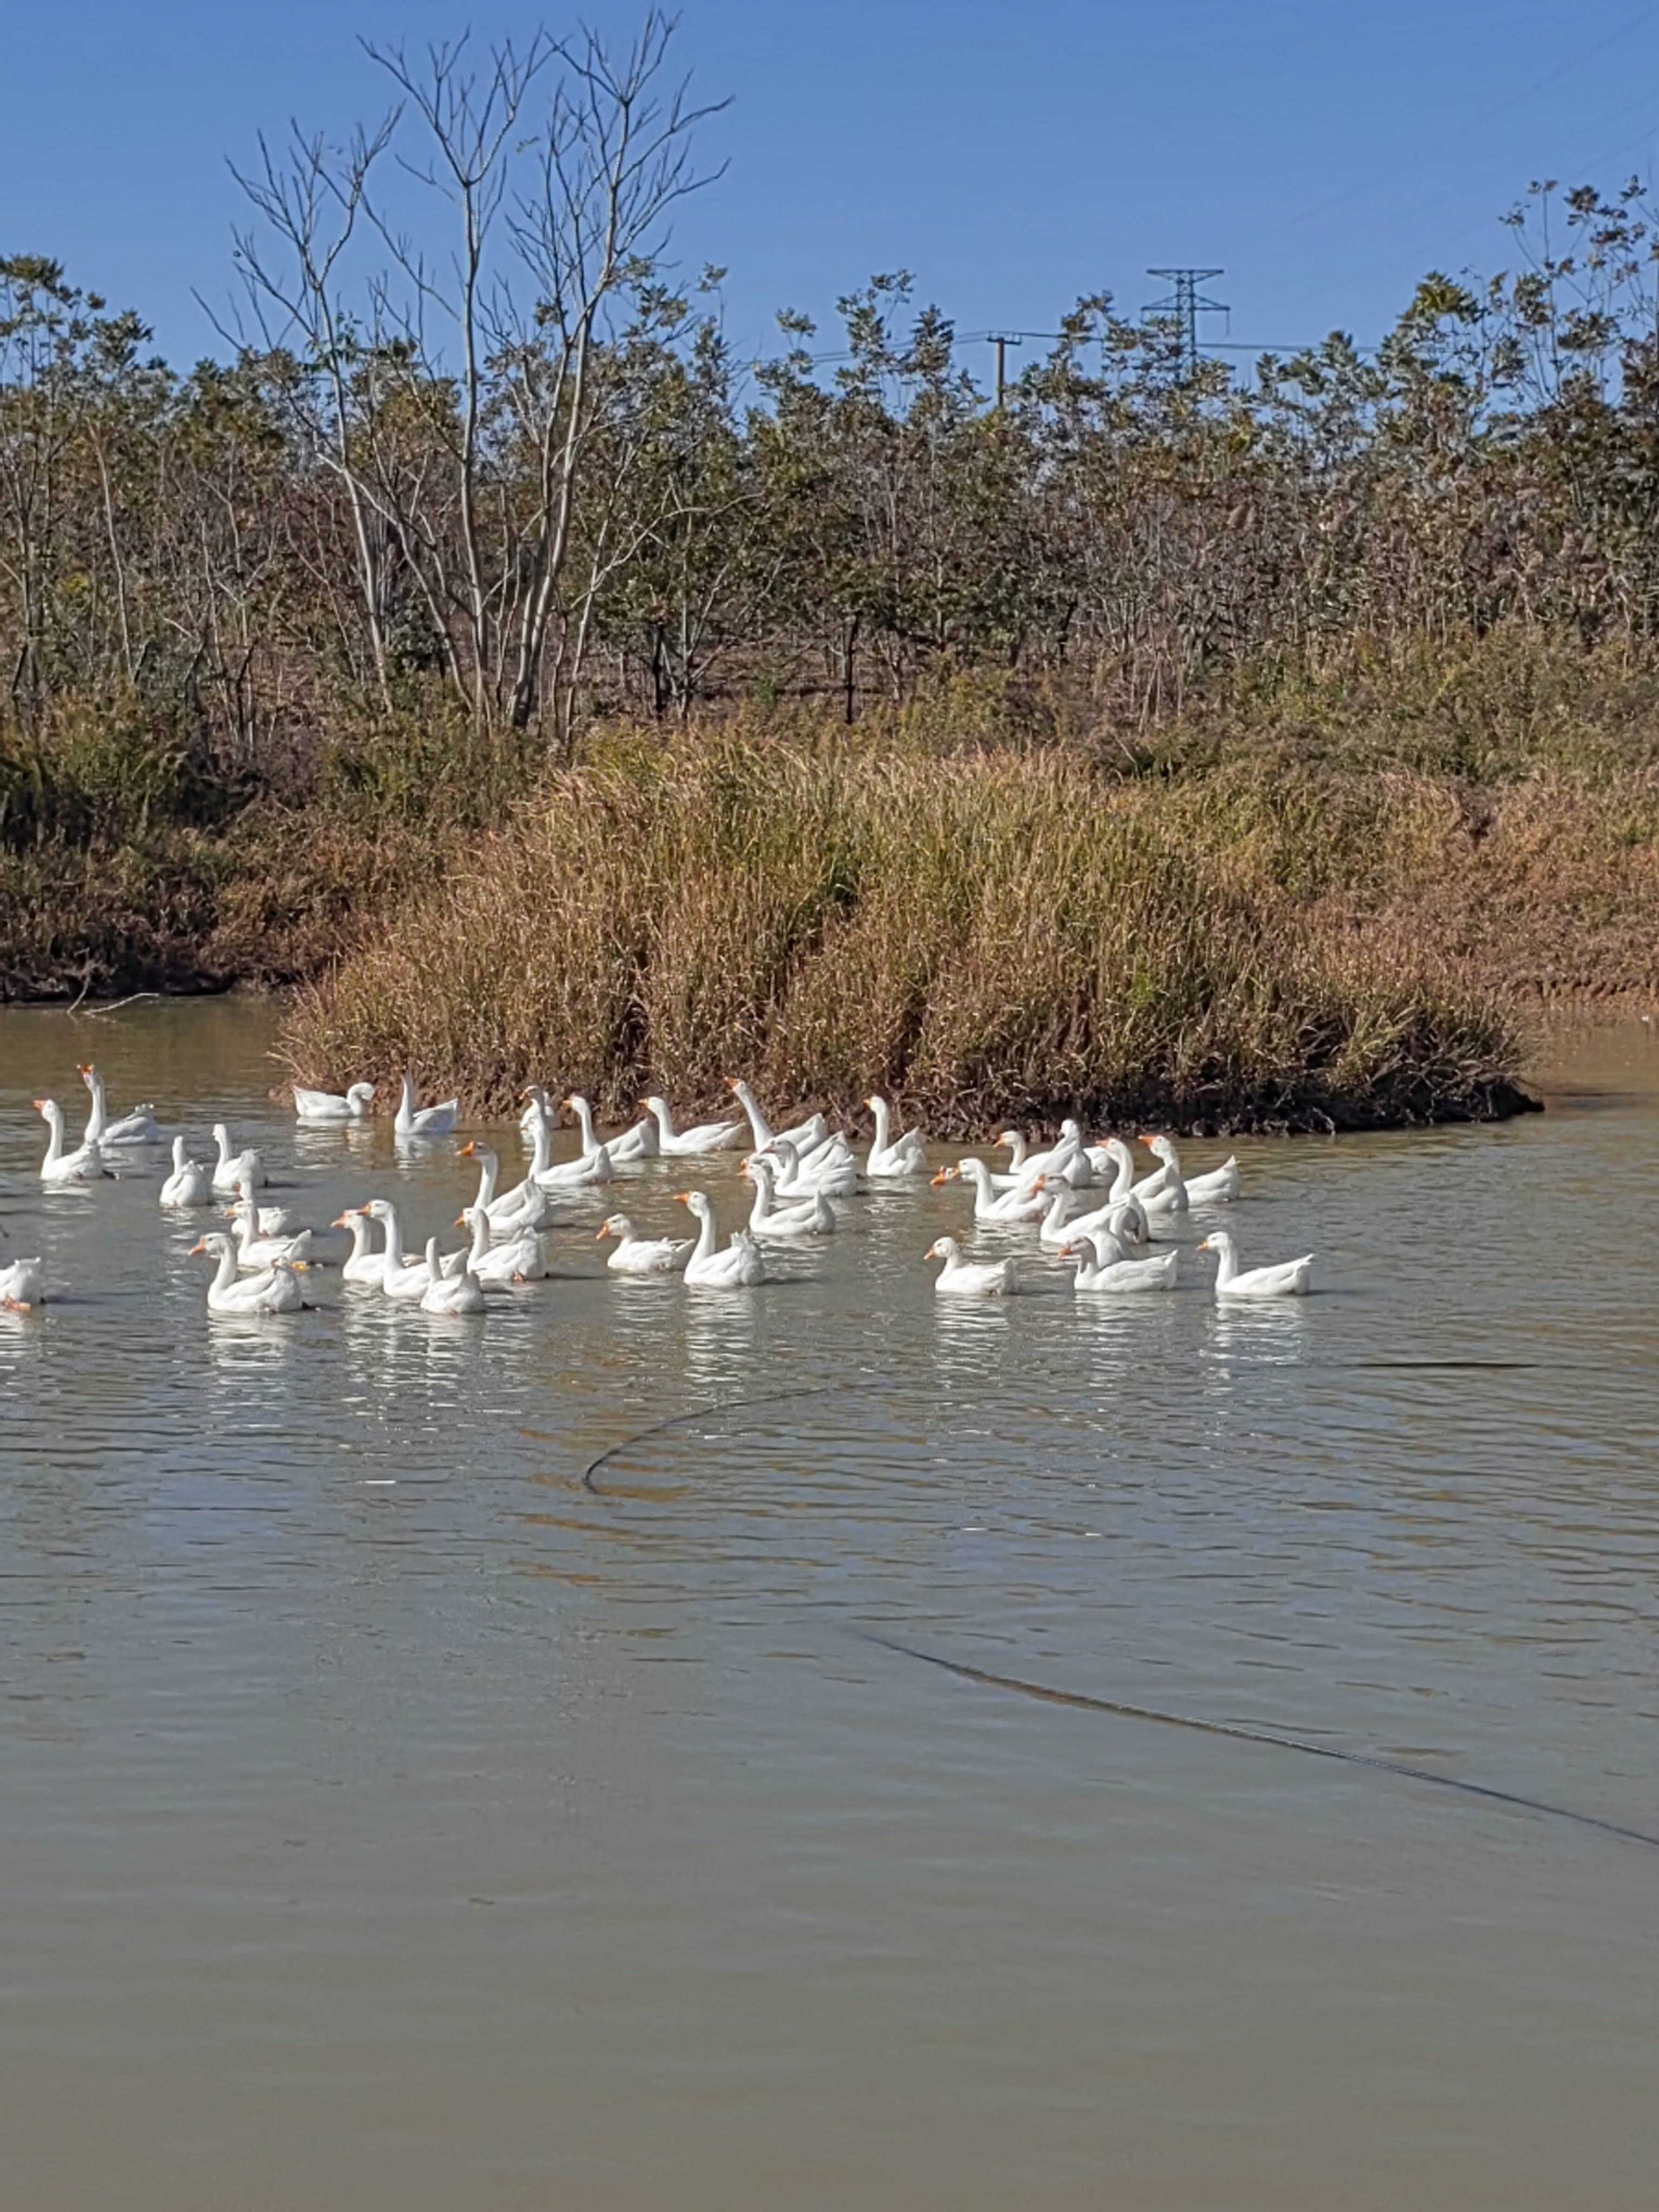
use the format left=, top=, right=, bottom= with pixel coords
left=1144, top=268, right=1228, bottom=378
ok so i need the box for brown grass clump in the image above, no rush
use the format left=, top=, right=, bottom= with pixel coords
left=278, top=728, right=1527, bottom=1135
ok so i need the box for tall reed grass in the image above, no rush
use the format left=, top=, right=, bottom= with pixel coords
left=279, top=727, right=1530, bottom=1134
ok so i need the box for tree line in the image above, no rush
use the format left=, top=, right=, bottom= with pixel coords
left=5, top=13, right=1659, bottom=778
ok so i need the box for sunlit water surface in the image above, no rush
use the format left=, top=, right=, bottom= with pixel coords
left=2, top=1001, right=1657, bottom=2210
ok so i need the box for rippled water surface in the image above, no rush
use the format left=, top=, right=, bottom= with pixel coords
left=3, top=1001, right=1658, bottom=2210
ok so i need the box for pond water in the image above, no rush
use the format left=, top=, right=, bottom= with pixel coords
left=2, top=1000, right=1657, bottom=2210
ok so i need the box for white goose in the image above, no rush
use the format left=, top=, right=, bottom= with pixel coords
left=33, top=1098, right=110, bottom=1184
left=226, top=1195, right=314, bottom=1272
left=190, top=1231, right=306, bottom=1316
left=641, top=1095, right=744, bottom=1155
left=1198, top=1230, right=1313, bottom=1298
left=159, top=1136, right=214, bottom=1209
left=419, top=1236, right=487, bottom=1315
left=458, top=1140, right=557, bottom=1232
left=675, top=1191, right=768, bottom=1287
left=935, top=1158, right=1049, bottom=1223
left=536, top=1139, right=612, bottom=1192
left=334, top=1209, right=392, bottom=1286
left=764, top=1134, right=858, bottom=1199
left=1, top=1252, right=48, bottom=1309
left=210, top=1124, right=263, bottom=1196
left=293, top=1080, right=375, bottom=1125
left=727, top=1078, right=828, bottom=1159
left=520, top=1083, right=556, bottom=1137
left=457, top=1206, right=548, bottom=1285
left=78, top=1062, right=160, bottom=1145
left=865, top=1094, right=927, bottom=1176
left=353, top=1199, right=435, bottom=1300
left=1139, top=1134, right=1240, bottom=1206
left=566, top=1092, right=654, bottom=1169
left=595, top=1211, right=695, bottom=1274
left=925, top=1235, right=1012, bottom=1297
left=394, top=1073, right=459, bottom=1142
left=743, top=1157, right=837, bottom=1239
left=991, top=1124, right=1088, bottom=1192
left=1061, top=1227, right=1180, bottom=1292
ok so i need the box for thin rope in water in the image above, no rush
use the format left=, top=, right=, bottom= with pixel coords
left=857, top=1630, right=1659, bottom=1854
left=572, top=1386, right=1659, bottom=1856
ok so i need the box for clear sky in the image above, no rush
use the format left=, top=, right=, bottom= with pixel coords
left=8, top=0, right=1659, bottom=376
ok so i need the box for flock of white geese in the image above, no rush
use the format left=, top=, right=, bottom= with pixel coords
left=5, top=1062, right=1314, bottom=1317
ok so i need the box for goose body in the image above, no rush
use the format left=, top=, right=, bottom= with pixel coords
left=394, top=1074, right=459, bottom=1141
left=596, top=1212, right=694, bottom=1274
left=926, top=1235, right=1012, bottom=1297
left=226, top=1196, right=314, bottom=1272
left=0, top=1253, right=47, bottom=1309
left=677, top=1191, right=768, bottom=1287
left=726, top=1079, right=827, bottom=1158
left=763, top=1135, right=858, bottom=1199
left=1062, top=1228, right=1180, bottom=1292
left=1199, top=1230, right=1313, bottom=1298
left=78, top=1063, right=160, bottom=1146
left=458, top=1140, right=557, bottom=1232
left=419, top=1236, right=487, bottom=1314
left=190, top=1232, right=305, bottom=1316
left=1139, top=1134, right=1239, bottom=1205
left=353, top=1200, right=434, bottom=1300
left=294, top=1080, right=375, bottom=1125
left=334, top=1209, right=392, bottom=1285
left=744, top=1158, right=836, bottom=1239
left=642, top=1096, right=744, bottom=1155
left=33, top=1098, right=110, bottom=1184
left=210, top=1124, right=263, bottom=1196
left=936, top=1158, right=1048, bottom=1223
left=159, top=1136, right=214, bottom=1209
left=567, top=1094, right=651, bottom=1172
left=458, top=1207, right=548, bottom=1285
left=865, top=1095, right=927, bottom=1177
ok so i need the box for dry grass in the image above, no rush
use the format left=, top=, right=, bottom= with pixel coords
left=278, top=727, right=1535, bottom=1135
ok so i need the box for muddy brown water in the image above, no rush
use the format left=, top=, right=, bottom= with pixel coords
left=2, top=1000, right=1657, bottom=2210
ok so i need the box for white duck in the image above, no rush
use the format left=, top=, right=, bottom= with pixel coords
left=353, top=1199, right=435, bottom=1300
left=1198, top=1230, right=1313, bottom=1298
left=210, top=1124, right=264, bottom=1196
left=159, top=1136, right=214, bottom=1209
left=1131, top=1135, right=1188, bottom=1217
left=641, top=1095, right=744, bottom=1155
left=334, top=1209, right=392, bottom=1286
left=293, top=1080, right=375, bottom=1125
left=457, top=1206, right=548, bottom=1285
left=0, top=1252, right=48, bottom=1309
left=1138, top=1134, right=1240, bottom=1206
left=190, top=1232, right=306, bottom=1316
left=990, top=1124, right=1089, bottom=1191
left=676, top=1191, right=768, bottom=1287
left=926, top=1235, right=1012, bottom=1297
left=935, top=1158, right=1049, bottom=1223
left=226, top=1195, right=314, bottom=1272
left=33, top=1098, right=110, bottom=1184
left=394, top=1073, right=459, bottom=1142
left=865, top=1094, right=927, bottom=1176
left=595, top=1211, right=695, bottom=1274
left=78, top=1062, right=160, bottom=1145
left=1062, top=1227, right=1181, bottom=1292
left=743, top=1157, right=837, bottom=1239
left=419, top=1236, right=487, bottom=1315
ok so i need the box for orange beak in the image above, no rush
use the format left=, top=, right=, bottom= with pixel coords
left=458, top=1141, right=476, bottom=1158
left=1197, top=1236, right=1212, bottom=1251
left=1059, top=1243, right=1077, bottom=1258
left=673, top=1191, right=692, bottom=1205
left=929, top=1168, right=954, bottom=1186
left=30, top=1097, right=46, bottom=1111
left=329, top=1213, right=351, bottom=1230
left=595, top=1224, right=612, bottom=1240
left=187, top=1237, right=207, bottom=1256
left=76, top=1063, right=92, bottom=1077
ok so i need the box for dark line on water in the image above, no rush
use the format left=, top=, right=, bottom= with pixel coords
left=858, top=1631, right=1659, bottom=1856
left=580, top=1387, right=842, bottom=1493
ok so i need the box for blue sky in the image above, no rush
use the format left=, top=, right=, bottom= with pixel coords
left=8, top=0, right=1659, bottom=376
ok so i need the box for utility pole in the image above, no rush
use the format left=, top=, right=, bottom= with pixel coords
left=1143, top=268, right=1228, bottom=380
left=984, top=331, right=1023, bottom=410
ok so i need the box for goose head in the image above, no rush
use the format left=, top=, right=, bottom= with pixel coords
left=596, top=1213, right=632, bottom=1242
left=925, top=1237, right=961, bottom=1263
